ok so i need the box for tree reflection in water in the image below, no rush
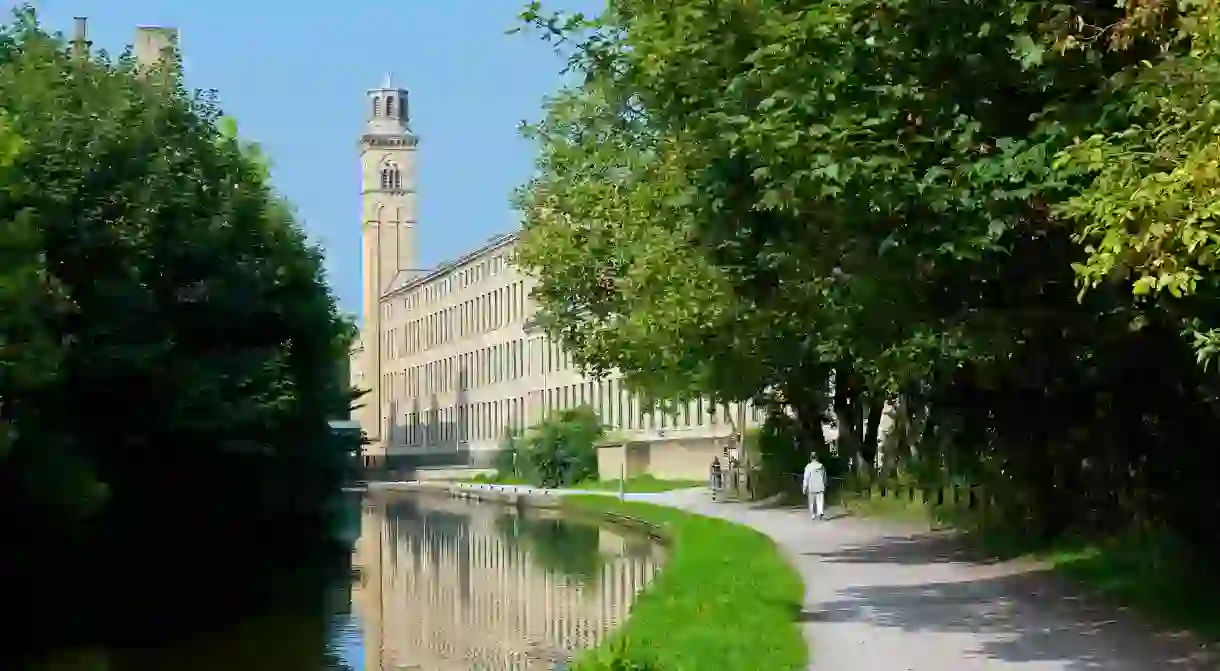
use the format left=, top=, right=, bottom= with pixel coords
left=494, top=512, right=605, bottom=587
left=19, top=493, right=661, bottom=671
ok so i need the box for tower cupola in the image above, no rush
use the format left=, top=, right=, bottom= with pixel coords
left=366, top=73, right=412, bottom=137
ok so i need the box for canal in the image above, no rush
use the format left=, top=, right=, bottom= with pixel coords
left=27, top=491, right=663, bottom=670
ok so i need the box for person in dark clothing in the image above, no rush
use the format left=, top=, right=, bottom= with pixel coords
left=709, top=456, right=723, bottom=491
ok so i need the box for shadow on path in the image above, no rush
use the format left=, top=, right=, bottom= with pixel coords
left=649, top=491, right=1218, bottom=670
left=817, top=572, right=1212, bottom=668
left=804, top=528, right=1006, bottom=566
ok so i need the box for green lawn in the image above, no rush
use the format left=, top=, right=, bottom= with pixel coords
left=563, top=496, right=807, bottom=671
left=845, top=491, right=1220, bottom=642
left=571, top=475, right=705, bottom=493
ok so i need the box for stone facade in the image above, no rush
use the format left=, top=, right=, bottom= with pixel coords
left=351, top=80, right=763, bottom=473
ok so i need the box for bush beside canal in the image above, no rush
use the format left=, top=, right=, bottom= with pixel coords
left=563, top=496, right=807, bottom=671
left=494, top=406, right=603, bottom=487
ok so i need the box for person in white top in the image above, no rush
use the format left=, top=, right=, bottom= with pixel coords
left=802, top=454, right=827, bottom=520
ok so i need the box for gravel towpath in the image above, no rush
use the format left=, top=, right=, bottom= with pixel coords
left=642, top=488, right=1218, bottom=671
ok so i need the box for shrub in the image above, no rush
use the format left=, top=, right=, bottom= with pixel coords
left=493, top=432, right=521, bottom=480
left=517, top=405, right=604, bottom=488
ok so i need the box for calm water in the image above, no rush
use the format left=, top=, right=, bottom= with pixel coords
left=29, top=492, right=662, bottom=671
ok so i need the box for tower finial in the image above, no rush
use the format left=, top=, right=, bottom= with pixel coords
left=70, top=17, right=92, bottom=58
left=382, top=72, right=393, bottom=89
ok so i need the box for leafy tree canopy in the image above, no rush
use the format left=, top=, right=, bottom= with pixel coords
left=514, top=0, right=1220, bottom=558
left=0, top=7, right=353, bottom=551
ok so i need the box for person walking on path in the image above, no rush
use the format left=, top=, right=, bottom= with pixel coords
left=802, top=453, right=826, bottom=520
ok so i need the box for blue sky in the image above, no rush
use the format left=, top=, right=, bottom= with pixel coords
left=9, top=0, right=600, bottom=317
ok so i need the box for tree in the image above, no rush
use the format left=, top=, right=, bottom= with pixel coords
left=516, top=0, right=1220, bottom=562
left=515, top=405, right=605, bottom=487
left=0, top=9, right=355, bottom=632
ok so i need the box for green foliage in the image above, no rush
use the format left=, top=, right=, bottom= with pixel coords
left=0, top=6, right=353, bottom=589
left=571, top=638, right=659, bottom=671
left=1052, top=2, right=1220, bottom=305
left=752, top=415, right=807, bottom=497
left=493, top=431, right=521, bottom=479
left=514, top=0, right=1220, bottom=584
left=564, top=496, right=807, bottom=671
left=515, top=405, right=604, bottom=487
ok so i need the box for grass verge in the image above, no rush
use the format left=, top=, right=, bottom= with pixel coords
left=570, top=475, right=705, bottom=493
left=844, top=491, right=1220, bottom=642
left=562, top=495, right=807, bottom=671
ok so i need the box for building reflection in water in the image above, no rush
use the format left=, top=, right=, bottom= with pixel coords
left=351, top=492, right=663, bottom=670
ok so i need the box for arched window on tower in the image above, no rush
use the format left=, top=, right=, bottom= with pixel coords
left=386, top=95, right=396, bottom=118
left=381, top=162, right=402, bottom=190
left=373, top=96, right=381, bottom=117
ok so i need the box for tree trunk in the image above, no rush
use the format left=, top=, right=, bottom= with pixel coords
left=787, top=382, right=829, bottom=459
left=833, top=361, right=865, bottom=474
left=862, top=394, right=884, bottom=472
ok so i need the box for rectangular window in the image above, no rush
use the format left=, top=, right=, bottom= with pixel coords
left=608, top=379, right=617, bottom=427
left=508, top=284, right=515, bottom=323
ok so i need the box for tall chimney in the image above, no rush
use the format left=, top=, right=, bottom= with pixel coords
left=70, top=17, right=91, bottom=59
left=134, top=26, right=180, bottom=75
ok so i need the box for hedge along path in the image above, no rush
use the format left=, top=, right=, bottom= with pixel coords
left=563, top=496, right=807, bottom=671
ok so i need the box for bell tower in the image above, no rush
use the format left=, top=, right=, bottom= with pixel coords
left=361, top=73, right=418, bottom=327
left=359, top=74, right=418, bottom=448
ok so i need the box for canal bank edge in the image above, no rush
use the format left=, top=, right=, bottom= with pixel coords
left=371, top=481, right=667, bottom=539
left=373, top=480, right=568, bottom=510
left=372, top=481, right=809, bottom=670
